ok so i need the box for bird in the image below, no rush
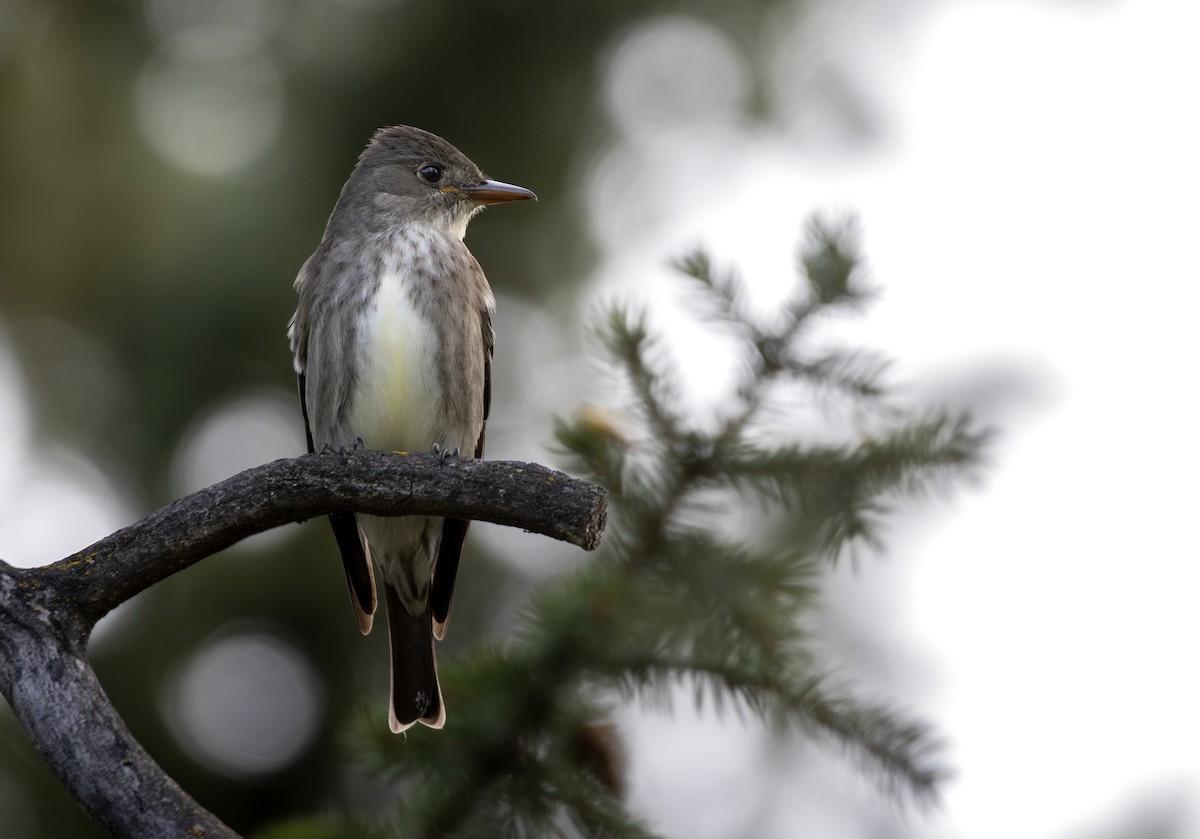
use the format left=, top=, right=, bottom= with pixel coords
left=288, top=125, right=535, bottom=732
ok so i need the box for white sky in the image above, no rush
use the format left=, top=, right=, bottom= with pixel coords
left=596, top=0, right=1200, bottom=837
left=885, top=3, right=1200, bottom=836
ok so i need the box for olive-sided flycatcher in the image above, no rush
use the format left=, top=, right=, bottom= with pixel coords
left=288, top=126, right=535, bottom=732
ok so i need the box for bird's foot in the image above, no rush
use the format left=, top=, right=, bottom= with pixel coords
left=431, top=443, right=461, bottom=464
left=322, top=438, right=363, bottom=464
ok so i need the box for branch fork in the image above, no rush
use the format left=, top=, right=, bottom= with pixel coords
left=0, top=451, right=607, bottom=838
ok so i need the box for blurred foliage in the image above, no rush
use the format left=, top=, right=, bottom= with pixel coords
left=331, top=219, right=989, bottom=837
left=0, top=1, right=988, bottom=837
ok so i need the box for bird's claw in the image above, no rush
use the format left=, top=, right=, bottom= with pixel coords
left=431, top=443, right=460, bottom=464
left=319, top=438, right=365, bottom=464
left=318, top=438, right=364, bottom=464
left=320, top=442, right=349, bottom=464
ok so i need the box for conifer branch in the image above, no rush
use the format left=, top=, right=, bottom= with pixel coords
left=605, top=657, right=944, bottom=802
left=600, top=306, right=683, bottom=442
left=354, top=216, right=991, bottom=834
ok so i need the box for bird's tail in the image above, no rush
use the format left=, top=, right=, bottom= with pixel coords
left=384, top=582, right=445, bottom=732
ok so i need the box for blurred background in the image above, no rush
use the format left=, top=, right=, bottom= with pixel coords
left=1, top=0, right=1198, bottom=836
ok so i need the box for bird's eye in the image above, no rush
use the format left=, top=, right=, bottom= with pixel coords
left=418, top=165, right=443, bottom=184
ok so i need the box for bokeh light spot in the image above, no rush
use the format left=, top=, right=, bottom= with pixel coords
left=165, top=629, right=324, bottom=778
left=0, top=324, right=135, bottom=568
left=172, top=392, right=302, bottom=495
left=603, top=16, right=748, bottom=138
left=135, top=27, right=284, bottom=177
left=142, top=0, right=282, bottom=40
left=171, top=391, right=304, bottom=549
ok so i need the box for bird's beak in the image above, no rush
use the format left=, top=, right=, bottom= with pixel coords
left=454, top=179, right=537, bottom=205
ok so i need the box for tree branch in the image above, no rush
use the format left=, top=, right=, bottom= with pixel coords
left=0, top=451, right=607, bottom=838
left=51, top=450, right=607, bottom=626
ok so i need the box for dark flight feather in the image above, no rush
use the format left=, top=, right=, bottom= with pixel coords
left=299, top=372, right=377, bottom=634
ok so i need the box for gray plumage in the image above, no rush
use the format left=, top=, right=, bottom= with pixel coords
left=288, top=125, right=534, bottom=732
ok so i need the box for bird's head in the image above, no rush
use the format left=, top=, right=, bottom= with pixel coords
left=345, top=125, right=536, bottom=238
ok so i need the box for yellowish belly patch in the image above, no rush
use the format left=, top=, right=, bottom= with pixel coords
left=350, top=273, right=440, bottom=451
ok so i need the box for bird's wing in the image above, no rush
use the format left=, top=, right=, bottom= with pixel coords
left=331, top=515, right=377, bottom=635
left=298, top=371, right=316, bottom=455
left=430, top=309, right=494, bottom=640
left=294, top=256, right=378, bottom=636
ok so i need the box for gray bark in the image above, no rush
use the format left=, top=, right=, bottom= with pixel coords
left=0, top=450, right=607, bottom=837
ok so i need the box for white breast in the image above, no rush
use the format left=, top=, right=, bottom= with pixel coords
left=349, top=270, right=441, bottom=452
